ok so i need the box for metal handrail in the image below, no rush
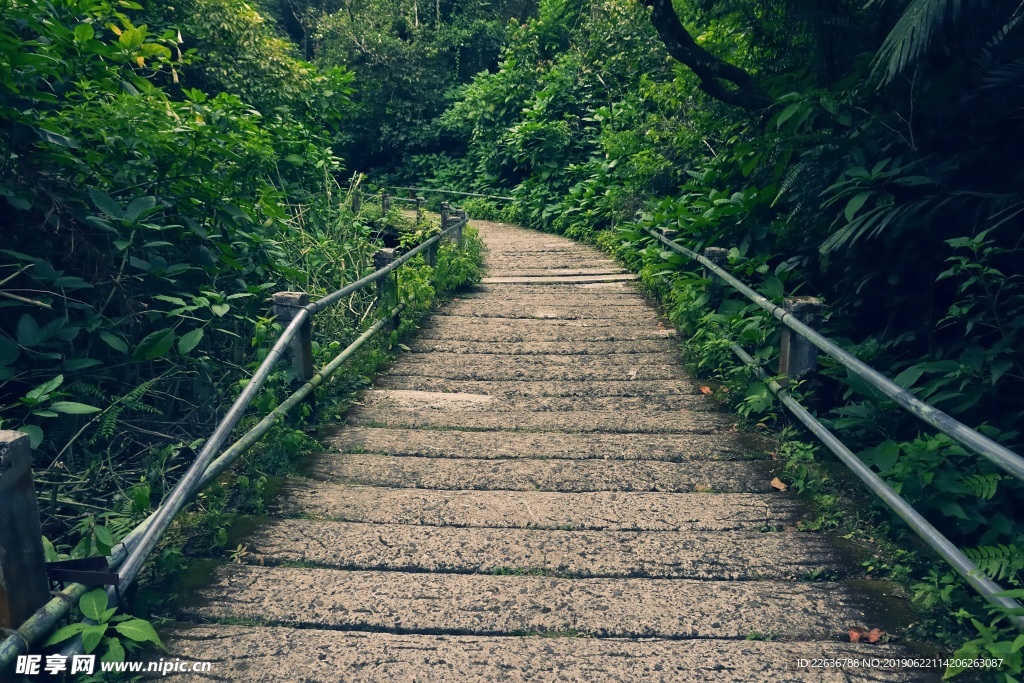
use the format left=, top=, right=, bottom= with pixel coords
left=0, top=212, right=470, bottom=670
left=387, top=186, right=515, bottom=201
left=647, top=229, right=1024, bottom=483
left=644, top=227, right=1024, bottom=625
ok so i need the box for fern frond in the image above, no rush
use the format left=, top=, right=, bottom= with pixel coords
left=963, top=472, right=1002, bottom=500
left=872, top=0, right=964, bottom=85
left=965, top=544, right=1024, bottom=581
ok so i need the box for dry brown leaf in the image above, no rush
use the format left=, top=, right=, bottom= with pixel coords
left=695, top=484, right=713, bottom=492
left=848, top=627, right=886, bottom=644
left=699, top=386, right=713, bottom=395
left=770, top=477, right=788, bottom=491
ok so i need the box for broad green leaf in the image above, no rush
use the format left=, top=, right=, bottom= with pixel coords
left=844, top=192, right=871, bottom=222
left=284, top=154, right=305, bottom=165
left=82, top=623, right=108, bottom=654
left=210, top=303, right=229, bottom=317
left=74, top=23, right=95, bottom=41
left=124, top=196, right=156, bottom=223
left=51, top=401, right=102, bottom=414
left=102, top=637, right=126, bottom=664
left=132, top=328, right=175, bottom=361
left=89, top=188, right=123, bottom=220
left=775, top=102, right=801, bottom=129
left=63, top=358, right=103, bottom=371
left=114, top=619, right=164, bottom=648
left=99, top=331, right=128, bottom=353
left=0, top=336, right=19, bottom=366
left=17, top=425, right=43, bottom=449
left=26, top=374, right=63, bottom=401
left=93, top=525, right=114, bottom=549
left=177, top=328, right=204, bottom=354
left=17, top=314, right=41, bottom=346
left=79, top=588, right=109, bottom=621
left=37, top=128, right=79, bottom=148
left=153, top=295, right=187, bottom=306
left=44, top=622, right=89, bottom=646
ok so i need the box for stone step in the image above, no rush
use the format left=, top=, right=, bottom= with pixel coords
left=372, top=377, right=701, bottom=397
left=434, top=309, right=647, bottom=321
left=481, top=273, right=639, bottom=284
left=383, top=362, right=687, bottom=382
left=414, top=319, right=676, bottom=342
left=395, top=351, right=679, bottom=367
left=405, top=340, right=679, bottom=356
left=356, top=388, right=714, bottom=412
left=346, top=406, right=735, bottom=434
left=304, top=453, right=777, bottom=493
left=325, top=426, right=772, bottom=461
left=164, top=626, right=934, bottom=683
left=240, top=519, right=845, bottom=580
left=458, top=285, right=646, bottom=300
left=177, top=566, right=904, bottom=641
left=278, top=481, right=801, bottom=531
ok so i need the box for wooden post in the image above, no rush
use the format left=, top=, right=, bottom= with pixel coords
left=382, top=192, right=391, bottom=213
left=415, top=196, right=425, bottom=225
left=271, top=293, right=314, bottom=411
left=351, top=192, right=361, bottom=213
left=373, top=249, right=399, bottom=308
left=0, top=431, right=50, bottom=629
left=779, top=296, right=823, bottom=388
left=703, top=247, right=728, bottom=309
left=455, top=209, right=466, bottom=246
left=440, top=202, right=450, bottom=230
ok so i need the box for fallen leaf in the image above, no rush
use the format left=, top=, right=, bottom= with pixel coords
left=695, top=484, right=713, bottom=492
left=699, top=386, right=712, bottom=395
left=848, top=627, right=886, bottom=644
left=770, top=477, right=788, bottom=491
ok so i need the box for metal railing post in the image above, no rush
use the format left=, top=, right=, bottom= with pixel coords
left=271, top=292, right=315, bottom=412
left=373, top=249, right=399, bottom=307
left=702, top=247, right=728, bottom=309
left=0, top=431, right=50, bottom=630
left=779, top=296, right=822, bottom=388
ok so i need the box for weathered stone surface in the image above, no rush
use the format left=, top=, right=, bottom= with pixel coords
left=347, top=406, right=735, bottom=434
left=481, top=273, right=640, bottom=284
left=277, top=480, right=802, bottom=531
left=414, top=320, right=678, bottom=342
left=371, top=377, right=700, bottom=397
left=165, top=626, right=936, bottom=683
left=324, top=426, right=774, bottom=462
left=159, top=219, right=930, bottom=681
left=356, top=388, right=714, bottom=412
left=305, top=453, right=777, bottom=493
left=383, top=361, right=688, bottom=382
left=179, top=566, right=904, bottom=641
left=243, top=520, right=844, bottom=580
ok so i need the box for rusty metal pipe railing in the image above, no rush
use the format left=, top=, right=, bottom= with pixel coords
left=729, top=343, right=1024, bottom=627
left=0, top=213, right=469, bottom=671
left=646, top=228, right=1024, bottom=483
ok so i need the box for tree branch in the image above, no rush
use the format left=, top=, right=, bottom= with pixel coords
left=644, top=0, right=770, bottom=110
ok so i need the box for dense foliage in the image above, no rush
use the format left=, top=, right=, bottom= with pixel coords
left=0, top=0, right=476, bottom=583
left=399, top=0, right=1024, bottom=672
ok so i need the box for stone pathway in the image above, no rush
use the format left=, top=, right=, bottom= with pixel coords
left=166, top=221, right=935, bottom=681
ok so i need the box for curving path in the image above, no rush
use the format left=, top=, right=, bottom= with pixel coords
left=165, top=221, right=935, bottom=681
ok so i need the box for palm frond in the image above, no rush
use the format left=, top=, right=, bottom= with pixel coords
left=871, top=0, right=964, bottom=86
